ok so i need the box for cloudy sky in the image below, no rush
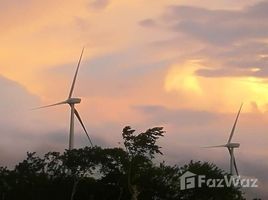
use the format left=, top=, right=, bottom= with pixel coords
left=1, top=0, right=268, bottom=198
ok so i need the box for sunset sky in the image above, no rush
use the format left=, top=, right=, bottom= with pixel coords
left=1, top=0, right=268, bottom=198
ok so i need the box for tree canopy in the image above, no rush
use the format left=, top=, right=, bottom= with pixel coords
left=0, top=126, right=247, bottom=200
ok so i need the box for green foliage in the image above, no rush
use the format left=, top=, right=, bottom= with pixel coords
left=122, top=126, right=164, bottom=158
left=0, top=126, right=245, bottom=200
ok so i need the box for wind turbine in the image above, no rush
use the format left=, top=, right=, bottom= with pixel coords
left=204, top=104, right=243, bottom=176
left=34, top=48, right=93, bottom=150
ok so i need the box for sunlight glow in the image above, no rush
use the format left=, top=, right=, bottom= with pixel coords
left=165, top=61, right=268, bottom=112
left=165, top=61, right=202, bottom=94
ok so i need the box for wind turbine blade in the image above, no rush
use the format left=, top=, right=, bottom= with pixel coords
left=227, top=103, right=243, bottom=144
left=228, top=147, right=231, bottom=155
left=32, top=101, right=67, bottom=110
left=68, top=48, right=84, bottom=98
left=202, top=144, right=226, bottom=148
left=233, top=155, right=239, bottom=176
left=74, top=108, right=93, bottom=147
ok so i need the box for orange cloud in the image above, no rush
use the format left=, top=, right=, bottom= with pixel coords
left=165, top=60, right=268, bottom=112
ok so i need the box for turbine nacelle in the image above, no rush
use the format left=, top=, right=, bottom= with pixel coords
left=66, top=98, right=81, bottom=105
left=225, top=143, right=240, bottom=148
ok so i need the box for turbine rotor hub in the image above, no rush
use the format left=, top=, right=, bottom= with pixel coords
left=66, top=98, right=81, bottom=104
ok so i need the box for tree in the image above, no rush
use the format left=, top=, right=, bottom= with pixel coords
left=0, top=126, right=245, bottom=200
left=122, top=126, right=164, bottom=200
left=179, top=161, right=245, bottom=200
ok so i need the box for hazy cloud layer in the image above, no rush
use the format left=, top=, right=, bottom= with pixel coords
left=164, top=2, right=268, bottom=44
left=141, top=1, right=268, bottom=78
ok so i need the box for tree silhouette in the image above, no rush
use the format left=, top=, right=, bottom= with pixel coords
left=0, top=126, right=245, bottom=200
left=122, top=126, right=164, bottom=200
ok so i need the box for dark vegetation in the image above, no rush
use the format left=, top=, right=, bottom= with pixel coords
left=0, top=126, right=247, bottom=200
